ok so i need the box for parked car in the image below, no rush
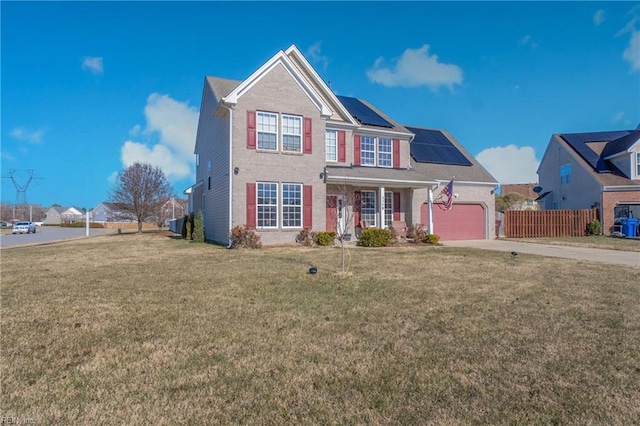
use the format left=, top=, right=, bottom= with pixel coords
left=1, top=221, right=11, bottom=228
left=12, top=221, right=37, bottom=234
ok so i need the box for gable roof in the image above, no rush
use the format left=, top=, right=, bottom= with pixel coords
left=221, top=47, right=332, bottom=118
left=337, top=96, right=413, bottom=137
left=405, top=126, right=497, bottom=184
left=206, top=76, right=241, bottom=104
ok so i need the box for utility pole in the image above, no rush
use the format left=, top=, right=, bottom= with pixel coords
left=1, top=169, right=43, bottom=221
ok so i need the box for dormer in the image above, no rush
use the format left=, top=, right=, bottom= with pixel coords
left=602, top=130, right=640, bottom=179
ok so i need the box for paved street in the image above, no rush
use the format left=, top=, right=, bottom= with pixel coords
left=444, top=239, right=640, bottom=267
left=0, top=226, right=114, bottom=248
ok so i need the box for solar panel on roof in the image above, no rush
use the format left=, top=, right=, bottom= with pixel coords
left=336, top=95, right=393, bottom=128
left=407, top=126, right=472, bottom=166
left=560, top=131, right=631, bottom=173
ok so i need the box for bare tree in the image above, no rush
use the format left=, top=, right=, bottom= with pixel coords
left=109, top=163, right=173, bottom=232
left=327, top=180, right=358, bottom=275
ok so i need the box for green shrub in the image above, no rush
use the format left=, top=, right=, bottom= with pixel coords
left=315, top=231, right=336, bottom=246
left=192, top=211, right=205, bottom=243
left=423, top=234, right=440, bottom=245
left=587, top=219, right=602, bottom=236
left=181, top=215, right=188, bottom=239
left=296, top=228, right=316, bottom=246
left=358, top=228, right=392, bottom=247
left=229, top=225, right=262, bottom=249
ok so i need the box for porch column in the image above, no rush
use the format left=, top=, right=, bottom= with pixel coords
left=379, top=186, right=386, bottom=228
left=428, top=186, right=434, bottom=235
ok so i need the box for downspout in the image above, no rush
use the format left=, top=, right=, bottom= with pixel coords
left=221, top=103, right=234, bottom=248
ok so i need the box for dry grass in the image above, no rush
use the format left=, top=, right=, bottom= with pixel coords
left=2, top=233, right=639, bottom=424
left=505, top=235, right=640, bottom=252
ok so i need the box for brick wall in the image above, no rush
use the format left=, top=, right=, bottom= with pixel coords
left=601, top=190, right=640, bottom=233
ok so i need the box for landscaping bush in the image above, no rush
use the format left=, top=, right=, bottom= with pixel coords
left=423, top=233, right=440, bottom=245
left=229, top=225, right=262, bottom=249
left=358, top=228, right=392, bottom=247
left=181, top=214, right=188, bottom=239
left=192, top=211, right=205, bottom=243
left=315, top=231, right=336, bottom=246
left=296, top=228, right=316, bottom=246
left=587, top=219, right=602, bottom=236
left=407, top=223, right=427, bottom=242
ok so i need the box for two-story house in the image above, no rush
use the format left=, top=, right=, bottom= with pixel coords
left=537, top=128, right=640, bottom=233
left=190, top=45, right=497, bottom=245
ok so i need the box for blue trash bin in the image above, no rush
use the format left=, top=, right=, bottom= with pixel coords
left=626, top=218, right=638, bottom=238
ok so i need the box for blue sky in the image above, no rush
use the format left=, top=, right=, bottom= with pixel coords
left=2, top=1, right=639, bottom=209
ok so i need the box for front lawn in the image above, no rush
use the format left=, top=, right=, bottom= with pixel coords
left=2, top=233, right=638, bottom=423
left=505, top=235, right=640, bottom=252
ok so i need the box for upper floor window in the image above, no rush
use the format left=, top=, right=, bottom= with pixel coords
left=560, top=163, right=571, bottom=184
left=282, top=115, right=302, bottom=152
left=326, top=130, right=337, bottom=162
left=361, top=135, right=392, bottom=168
left=257, top=112, right=278, bottom=151
left=636, top=152, right=640, bottom=177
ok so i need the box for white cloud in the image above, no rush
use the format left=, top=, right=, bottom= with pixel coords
left=1, top=151, right=16, bottom=162
left=622, top=29, right=640, bottom=72
left=476, top=145, right=539, bottom=184
left=593, top=9, right=605, bottom=26
left=81, top=56, right=104, bottom=74
left=306, top=41, right=330, bottom=72
left=518, top=35, right=538, bottom=49
left=10, top=127, right=43, bottom=144
left=613, top=111, right=625, bottom=122
left=366, top=45, right=463, bottom=91
left=118, top=93, right=198, bottom=182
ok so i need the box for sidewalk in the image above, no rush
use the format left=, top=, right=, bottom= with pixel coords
left=444, top=239, right=640, bottom=267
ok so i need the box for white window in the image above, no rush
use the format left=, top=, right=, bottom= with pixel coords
left=378, top=138, right=392, bottom=167
left=257, top=112, right=278, bottom=151
left=282, top=115, right=302, bottom=152
left=257, top=182, right=278, bottom=228
left=636, top=152, right=640, bottom=177
left=360, top=191, right=376, bottom=226
left=384, top=192, right=393, bottom=228
left=282, top=183, right=302, bottom=228
left=326, top=130, right=337, bottom=162
left=560, top=163, right=572, bottom=184
left=361, top=136, right=376, bottom=166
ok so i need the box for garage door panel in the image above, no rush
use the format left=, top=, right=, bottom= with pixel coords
left=421, top=203, right=485, bottom=240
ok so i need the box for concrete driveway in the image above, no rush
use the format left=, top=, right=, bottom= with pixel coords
left=444, top=239, right=640, bottom=267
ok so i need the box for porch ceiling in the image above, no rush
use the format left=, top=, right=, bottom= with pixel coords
left=325, top=165, right=436, bottom=188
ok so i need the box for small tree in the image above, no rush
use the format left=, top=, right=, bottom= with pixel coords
left=109, top=162, right=173, bottom=232
left=192, top=211, right=205, bottom=243
left=328, top=180, right=358, bottom=274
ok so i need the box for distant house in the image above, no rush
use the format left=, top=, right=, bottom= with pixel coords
left=537, top=128, right=640, bottom=233
left=501, top=183, right=539, bottom=210
left=186, top=44, right=497, bottom=245
left=92, top=202, right=135, bottom=222
left=43, top=206, right=84, bottom=225
left=160, top=197, right=186, bottom=225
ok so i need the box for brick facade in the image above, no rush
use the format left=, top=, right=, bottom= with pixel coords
left=601, top=190, right=640, bottom=233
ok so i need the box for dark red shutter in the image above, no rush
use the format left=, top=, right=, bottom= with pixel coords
left=247, top=111, right=256, bottom=149
left=246, top=183, right=256, bottom=228
left=393, top=138, right=400, bottom=168
left=326, top=196, right=337, bottom=232
left=393, top=192, right=401, bottom=221
left=338, top=130, right=346, bottom=163
left=354, top=191, right=361, bottom=226
left=303, top=117, right=312, bottom=154
left=354, top=135, right=361, bottom=166
left=303, top=185, right=313, bottom=229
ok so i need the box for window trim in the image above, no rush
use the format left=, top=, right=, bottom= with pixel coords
left=256, top=182, right=278, bottom=229
left=325, top=129, right=338, bottom=162
left=281, top=114, right=302, bottom=153
left=281, top=183, right=302, bottom=228
left=257, top=111, right=278, bottom=151
left=360, top=190, right=377, bottom=227
left=361, top=136, right=376, bottom=166
left=359, top=135, right=394, bottom=168
left=378, top=137, right=392, bottom=168
left=560, top=163, right=572, bottom=185
left=384, top=192, right=393, bottom=228
left=636, top=152, right=640, bottom=178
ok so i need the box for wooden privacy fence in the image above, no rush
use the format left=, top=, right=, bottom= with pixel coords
left=504, top=209, right=598, bottom=238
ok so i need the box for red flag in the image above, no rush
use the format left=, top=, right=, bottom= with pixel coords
left=435, top=179, right=454, bottom=211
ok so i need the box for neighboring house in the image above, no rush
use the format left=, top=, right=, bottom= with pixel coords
left=92, top=202, right=134, bottom=222
left=537, top=129, right=640, bottom=233
left=160, top=198, right=186, bottom=224
left=188, top=45, right=497, bottom=245
left=501, top=183, right=540, bottom=210
left=43, top=206, right=84, bottom=225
